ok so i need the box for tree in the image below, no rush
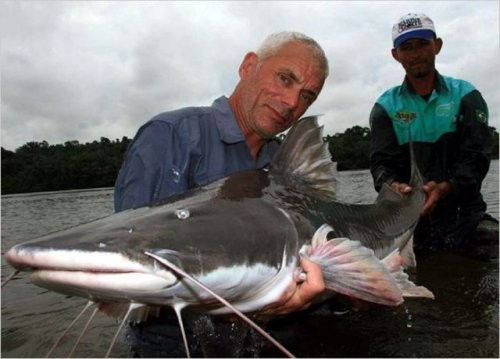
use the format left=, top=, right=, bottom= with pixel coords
left=1, top=125, right=497, bottom=195
left=324, top=125, right=371, bottom=170
left=1, top=137, right=132, bottom=195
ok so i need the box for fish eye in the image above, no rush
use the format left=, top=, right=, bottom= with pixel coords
left=175, top=209, right=190, bottom=220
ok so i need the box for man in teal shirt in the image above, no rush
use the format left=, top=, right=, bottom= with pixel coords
left=369, top=13, right=497, bottom=259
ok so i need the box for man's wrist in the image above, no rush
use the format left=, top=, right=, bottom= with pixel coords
left=437, top=180, right=453, bottom=198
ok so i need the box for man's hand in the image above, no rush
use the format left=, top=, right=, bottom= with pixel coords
left=391, top=180, right=452, bottom=215
left=421, top=180, right=451, bottom=215
left=260, top=257, right=325, bottom=316
left=390, top=181, right=412, bottom=195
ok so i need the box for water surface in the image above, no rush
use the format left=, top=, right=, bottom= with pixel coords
left=1, top=163, right=498, bottom=357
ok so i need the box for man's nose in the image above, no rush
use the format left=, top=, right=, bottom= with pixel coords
left=281, top=88, right=300, bottom=109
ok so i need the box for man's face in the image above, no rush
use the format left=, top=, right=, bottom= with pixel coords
left=392, top=37, right=442, bottom=79
left=237, top=42, right=326, bottom=138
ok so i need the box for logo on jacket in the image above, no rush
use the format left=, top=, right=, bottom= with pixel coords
left=475, top=110, right=488, bottom=124
left=435, top=102, right=454, bottom=117
left=395, top=111, right=417, bottom=124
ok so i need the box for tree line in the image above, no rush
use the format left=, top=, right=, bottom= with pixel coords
left=1, top=137, right=131, bottom=195
left=2, top=126, right=498, bottom=195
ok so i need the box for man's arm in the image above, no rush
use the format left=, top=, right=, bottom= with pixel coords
left=114, top=118, right=326, bottom=314
left=114, top=120, right=190, bottom=212
left=370, top=103, right=456, bottom=214
left=369, top=103, right=407, bottom=192
left=417, top=91, right=491, bottom=215
left=450, top=90, right=492, bottom=201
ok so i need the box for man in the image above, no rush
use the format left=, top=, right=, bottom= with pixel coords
left=114, top=31, right=328, bottom=356
left=369, top=13, right=498, bottom=259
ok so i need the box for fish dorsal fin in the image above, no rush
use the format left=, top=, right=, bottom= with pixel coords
left=270, top=116, right=338, bottom=199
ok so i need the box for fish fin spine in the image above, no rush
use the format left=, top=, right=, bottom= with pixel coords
left=270, top=116, right=338, bottom=199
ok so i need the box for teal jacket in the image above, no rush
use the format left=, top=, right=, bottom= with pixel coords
left=369, top=72, right=491, bottom=217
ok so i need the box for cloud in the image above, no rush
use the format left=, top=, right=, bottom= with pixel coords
left=1, top=1, right=498, bottom=151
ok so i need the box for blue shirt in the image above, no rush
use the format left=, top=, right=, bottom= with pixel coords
left=114, top=96, right=280, bottom=211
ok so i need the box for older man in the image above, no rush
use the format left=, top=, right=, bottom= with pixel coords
left=115, top=31, right=329, bottom=356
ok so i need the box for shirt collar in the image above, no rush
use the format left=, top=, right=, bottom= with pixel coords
left=211, top=95, right=280, bottom=167
left=212, top=96, right=245, bottom=144
left=399, top=71, right=449, bottom=95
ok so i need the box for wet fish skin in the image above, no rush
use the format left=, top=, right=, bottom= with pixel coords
left=5, top=116, right=433, bottom=316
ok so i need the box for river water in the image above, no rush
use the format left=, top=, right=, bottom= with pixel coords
left=1, top=162, right=498, bottom=358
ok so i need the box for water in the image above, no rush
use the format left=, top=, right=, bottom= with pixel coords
left=1, top=162, right=498, bottom=358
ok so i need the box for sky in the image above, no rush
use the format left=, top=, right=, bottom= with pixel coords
left=1, top=1, right=499, bottom=151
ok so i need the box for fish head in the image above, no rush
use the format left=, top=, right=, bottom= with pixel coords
left=5, top=181, right=308, bottom=308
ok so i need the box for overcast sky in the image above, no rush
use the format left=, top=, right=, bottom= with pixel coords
left=1, top=1, right=499, bottom=151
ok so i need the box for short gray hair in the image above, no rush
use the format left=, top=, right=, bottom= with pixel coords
left=256, top=31, right=329, bottom=77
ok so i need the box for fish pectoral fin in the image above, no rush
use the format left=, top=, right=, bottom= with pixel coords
left=97, top=302, right=160, bottom=323
left=127, top=305, right=161, bottom=323
left=307, top=237, right=404, bottom=306
left=382, top=250, right=435, bottom=300
left=97, top=302, right=131, bottom=318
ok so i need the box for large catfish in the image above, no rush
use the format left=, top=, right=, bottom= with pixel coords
left=4, top=116, right=433, bottom=357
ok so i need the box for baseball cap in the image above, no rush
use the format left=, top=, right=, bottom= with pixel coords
left=392, top=13, right=436, bottom=48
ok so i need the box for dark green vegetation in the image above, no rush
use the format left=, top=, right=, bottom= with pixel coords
left=2, top=137, right=132, bottom=195
left=2, top=127, right=498, bottom=195
left=324, top=126, right=372, bottom=171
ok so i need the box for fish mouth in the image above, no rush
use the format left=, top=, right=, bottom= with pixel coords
left=5, top=245, right=176, bottom=301
left=31, top=270, right=174, bottom=302
left=6, top=244, right=146, bottom=272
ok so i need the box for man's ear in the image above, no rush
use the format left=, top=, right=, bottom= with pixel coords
left=239, top=52, right=258, bottom=79
left=391, top=48, right=400, bottom=63
left=434, top=38, right=443, bottom=55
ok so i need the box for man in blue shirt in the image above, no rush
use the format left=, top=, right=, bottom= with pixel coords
left=114, top=31, right=329, bottom=356
left=369, top=13, right=498, bottom=259
left=114, top=96, right=279, bottom=211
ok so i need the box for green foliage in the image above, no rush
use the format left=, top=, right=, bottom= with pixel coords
left=323, top=125, right=499, bottom=171
left=2, top=125, right=498, bottom=195
left=1, top=137, right=131, bottom=195
left=324, top=125, right=371, bottom=171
